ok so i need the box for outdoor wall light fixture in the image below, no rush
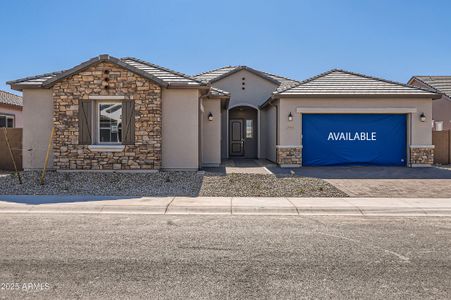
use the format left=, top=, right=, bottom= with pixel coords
left=208, top=112, right=214, bottom=121
left=420, top=113, right=426, bottom=122
left=288, top=112, right=293, bottom=121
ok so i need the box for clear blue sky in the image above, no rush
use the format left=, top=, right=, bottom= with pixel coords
left=2, top=0, right=451, bottom=94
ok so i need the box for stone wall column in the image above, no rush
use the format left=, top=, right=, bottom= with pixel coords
left=276, top=146, right=302, bottom=167
left=409, top=145, right=434, bottom=167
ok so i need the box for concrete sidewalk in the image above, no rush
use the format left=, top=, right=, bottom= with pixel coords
left=0, top=195, right=450, bottom=216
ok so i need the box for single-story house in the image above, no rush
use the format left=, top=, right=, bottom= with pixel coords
left=408, top=76, right=451, bottom=131
left=7, top=54, right=439, bottom=171
left=0, top=90, right=23, bottom=128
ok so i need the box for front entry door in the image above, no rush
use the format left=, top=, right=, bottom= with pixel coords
left=229, top=119, right=244, bottom=156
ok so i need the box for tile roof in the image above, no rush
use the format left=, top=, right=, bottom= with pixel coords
left=275, top=69, right=439, bottom=97
left=194, top=66, right=299, bottom=91
left=0, top=90, right=23, bottom=107
left=209, top=87, right=230, bottom=97
left=121, top=57, right=206, bottom=87
left=8, top=55, right=208, bottom=90
left=410, top=76, right=451, bottom=98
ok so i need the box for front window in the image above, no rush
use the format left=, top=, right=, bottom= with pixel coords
left=0, top=115, right=15, bottom=128
left=98, top=103, right=122, bottom=144
left=246, top=119, right=253, bottom=138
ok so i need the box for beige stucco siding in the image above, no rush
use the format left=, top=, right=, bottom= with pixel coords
left=0, top=105, right=23, bottom=128
left=22, top=89, right=54, bottom=169
left=162, top=89, right=199, bottom=170
left=220, top=108, right=227, bottom=159
left=212, top=70, right=277, bottom=109
left=278, top=97, right=434, bottom=147
left=260, top=104, right=277, bottom=162
left=201, top=98, right=221, bottom=166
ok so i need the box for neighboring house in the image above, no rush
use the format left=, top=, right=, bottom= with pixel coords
left=0, top=90, right=23, bottom=128
left=7, top=54, right=439, bottom=171
left=408, top=76, right=451, bottom=131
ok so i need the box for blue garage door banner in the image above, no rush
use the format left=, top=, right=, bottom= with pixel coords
left=302, top=114, right=407, bottom=166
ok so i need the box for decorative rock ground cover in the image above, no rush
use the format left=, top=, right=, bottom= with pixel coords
left=0, top=171, right=347, bottom=197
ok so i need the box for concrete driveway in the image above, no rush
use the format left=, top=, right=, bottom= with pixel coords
left=269, top=166, right=451, bottom=198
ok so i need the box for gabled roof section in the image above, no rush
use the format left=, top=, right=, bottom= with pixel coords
left=8, top=54, right=208, bottom=91
left=121, top=57, right=207, bottom=88
left=409, top=76, right=451, bottom=99
left=0, top=90, right=22, bottom=107
left=194, top=66, right=299, bottom=90
left=274, top=69, right=440, bottom=98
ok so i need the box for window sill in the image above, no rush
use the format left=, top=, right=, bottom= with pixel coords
left=88, top=145, right=125, bottom=152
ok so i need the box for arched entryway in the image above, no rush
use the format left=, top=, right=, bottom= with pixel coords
left=228, top=106, right=258, bottom=158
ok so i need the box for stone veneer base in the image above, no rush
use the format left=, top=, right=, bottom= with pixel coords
left=276, top=146, right=302, bottom=167
left=409, top=146, right=434, bottom=166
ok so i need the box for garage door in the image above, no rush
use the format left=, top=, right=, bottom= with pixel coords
left=302, top=114, right=407, bottom=166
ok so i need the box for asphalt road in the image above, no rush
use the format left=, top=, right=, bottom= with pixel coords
left=0, top=214, right=450, bottom=300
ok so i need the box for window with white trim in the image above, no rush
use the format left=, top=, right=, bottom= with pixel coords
left=97, top=102, right=122, bottom=144
left=0, top=115, right=14, bottom=128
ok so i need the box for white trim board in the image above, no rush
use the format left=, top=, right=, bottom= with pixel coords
left=296, top=107, right=418, bottom=114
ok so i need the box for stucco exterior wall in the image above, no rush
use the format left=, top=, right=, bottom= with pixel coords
left=260, top=104, right=277, bottom=162
left=220, top=108, right=227, bottom=159
left=22, top=89, right=54, bottom=170
left=0, top=104, right=23, bottom=128
left=213, top=69, right=278, bottom=159
left=278, top=97, right=434, bottom=148
left=201, top=98, right=221, bottom=166
left=409, top=78, right=451, bottom=131
left=162, top=89, right=199, bottom=170
left=212, top=70, right=278, bottom=109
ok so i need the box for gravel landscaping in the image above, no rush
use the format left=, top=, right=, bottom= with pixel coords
left=198, top=173, right=347, bottom=197
left=0, top=171, right=347, bottom=197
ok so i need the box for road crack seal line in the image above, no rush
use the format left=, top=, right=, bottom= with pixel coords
left=317, top=232, right=410, bottom=263
left=285, top=198, right=300, bottom=215
left=164, top=197, right=176, bottom=214
left=342, top=198, right=365, bottom=216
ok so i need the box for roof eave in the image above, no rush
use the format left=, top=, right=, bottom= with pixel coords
left=9, top=84, right=46, bottom=92
left=208, top=66, right=281, bottom=86
left=166, top=84, right=210, bottom=89
left=273, top=93, right=442, bottom=99
left=207, top=94, right=231, bottom=99
left=0, top=102, right=23, bottom=109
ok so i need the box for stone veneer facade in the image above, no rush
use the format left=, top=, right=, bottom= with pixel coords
left=53, top=62, right=162, bottom=170
left=409, top=146, right=434, bottom=166
left=276, top=146, right=302, bottom=166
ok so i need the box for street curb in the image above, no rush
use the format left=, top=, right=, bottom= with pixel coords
left=0, top=196, right=450, bottom=217
left=0, top=206, right=450, bottom=216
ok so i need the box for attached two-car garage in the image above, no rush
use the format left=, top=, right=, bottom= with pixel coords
left=302, top=114, right=407, bottom=166
left=264, top=69, right=439, bottom=168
